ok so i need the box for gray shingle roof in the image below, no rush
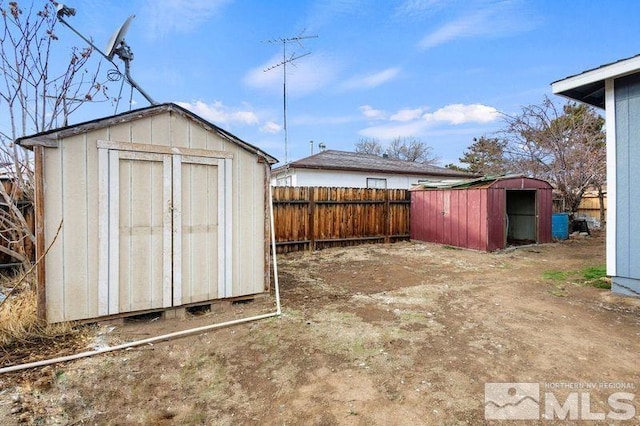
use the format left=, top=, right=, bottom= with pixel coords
left=274, top=150, right=475, bottom=177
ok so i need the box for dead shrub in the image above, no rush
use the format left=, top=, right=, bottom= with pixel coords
left=0, top=271, right=78, bottom=362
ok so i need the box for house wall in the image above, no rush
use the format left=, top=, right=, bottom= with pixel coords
left=612, top=73, right=640, bottom=296
left=272, top=168, right=451, bottom=189
left=42, top=110, right=267, bottom=322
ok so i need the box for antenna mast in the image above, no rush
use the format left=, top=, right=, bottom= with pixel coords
left=264, top=30, right=318, bottom=164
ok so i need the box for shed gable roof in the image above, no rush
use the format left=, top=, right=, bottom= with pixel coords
left=274, top=150, right=475, bottom=178
left=15, top=103, right=278, bottom=164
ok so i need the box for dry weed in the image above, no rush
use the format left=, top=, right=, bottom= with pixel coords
left=0, top=271, right=81, bottom=366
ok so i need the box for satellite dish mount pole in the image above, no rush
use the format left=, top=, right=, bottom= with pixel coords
left=112, top=42, right=157, bottom=105
left=56, top=4, right=157, bottom=106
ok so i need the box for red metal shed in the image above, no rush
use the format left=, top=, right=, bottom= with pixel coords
left=410, top=176, right=552, bottom=251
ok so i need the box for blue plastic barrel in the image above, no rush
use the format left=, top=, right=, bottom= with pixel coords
left=552, top=213, right=570, bottom=240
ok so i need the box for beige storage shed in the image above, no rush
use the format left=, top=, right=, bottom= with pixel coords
left=17, top=103, right=278, bottom=323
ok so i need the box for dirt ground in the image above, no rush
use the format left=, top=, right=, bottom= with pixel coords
left=1, top=232, right=640, bottom=425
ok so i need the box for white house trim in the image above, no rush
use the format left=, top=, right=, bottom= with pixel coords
left=605, top=78, right=617, bottom=276
left=551, top=55, right=640, bottom=94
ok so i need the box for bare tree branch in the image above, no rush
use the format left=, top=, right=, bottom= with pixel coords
left=501, top=96, right=606, bottom=213
left=355, top=136, right=439, bottom=164
left=0, top=1, right=107, bottom=270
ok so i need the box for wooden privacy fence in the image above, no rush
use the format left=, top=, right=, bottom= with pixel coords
left=272, top=186, right=411, bottom=253
left=0, top=179, right=34, bottom=266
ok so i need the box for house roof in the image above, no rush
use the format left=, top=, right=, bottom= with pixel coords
left=273, top=149, right=476, bottom=178
left=15, top=103, right=278, bottom=164
left=551, top=53, right=640, bottom=109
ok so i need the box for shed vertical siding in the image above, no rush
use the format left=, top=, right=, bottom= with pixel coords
left=117, top=154, right=167, bottom=311
left=411, top=188, right=491, bottom=250
left=487, top=188, right=505, bottom=251
left=180, top=158, right=220, bottom=303
left=411, top=177, right=552, bottom=251
left=41, top=108, right=269, bottom=322
left=43, top=142, right=64, bottom=321
left=61, top=135, right=90, bottom=320
left=537, top=188, right=552, bottom=244
left=450, top=190, right=462, bottom=247
left=489, top=178, right=552, bottom=245
left=44, top=132, right=105, bottom=322
left=473, top=189, right=487, bottom=250
left=613, top=74, right=640, bottom=295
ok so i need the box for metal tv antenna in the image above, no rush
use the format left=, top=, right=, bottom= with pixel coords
left=55, top=4, right=157, bottom=106
left=264, top=30, right=318, bottom=164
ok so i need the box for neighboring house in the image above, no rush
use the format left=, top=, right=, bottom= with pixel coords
left=16, top=103, right=278, bottom=322
left=552, top=54, right=640, bottom=297
left=271, top=150, right=475, bottom=189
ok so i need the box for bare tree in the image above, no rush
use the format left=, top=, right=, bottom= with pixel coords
left=355, top=137, right=384, bottom=156
left=501, top=97, right=606, bottom=214
left=0, top=0, right=106, bottom=267
left=356, top=136, right=439, bottom=164
left=386, top=137, right=439, bottom=164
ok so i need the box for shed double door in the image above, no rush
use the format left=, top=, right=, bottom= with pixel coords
left=98, top=145, right=232, bottom=316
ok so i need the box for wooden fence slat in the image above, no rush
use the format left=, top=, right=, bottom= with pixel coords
left=309, top=187, right=316, bottom=251
left=272, top=186, right=411, bottom=253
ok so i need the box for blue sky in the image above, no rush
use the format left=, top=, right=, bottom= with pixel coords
left=55, top=0, right=640, bottom=166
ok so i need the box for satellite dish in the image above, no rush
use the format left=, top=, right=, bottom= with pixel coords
left=105, top=15, right=135, bottom=60
left=56, top=8, right=156, bottom=105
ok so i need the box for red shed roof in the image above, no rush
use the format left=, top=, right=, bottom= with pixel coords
left=410, top=175, right=552, bottom=190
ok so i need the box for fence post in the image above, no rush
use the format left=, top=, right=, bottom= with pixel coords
left=308, top=186, right=315, bottom=252
left=34, top=146, right=47, bottom=320
left=384, top=189, right=391, bottom=243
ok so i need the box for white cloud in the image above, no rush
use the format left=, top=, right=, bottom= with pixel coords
left=419, top=0, right=539, bottom=49
left=292, top=114, right=356, bottom=126
left=143, top=0, right=231, bottom=37
left=394, top=0, right=447, bottom=18
left=358, top=103, right=500, bottom=140
left=306, top=0, right=368, bottom=29
left=341, top=67, right=401, bottom=90
left=261, top=121, right=282, bottom=134
left=244, top=54, right=339, bottom=97
left=390, top=107, right=424, bottom=122
left=359, top=105, right=386, bottom=120
left=423, top=103, right=500, bottom=124
left=176, top=100, right=259, bottom=126
left=359, top=121, right=431, bottom=140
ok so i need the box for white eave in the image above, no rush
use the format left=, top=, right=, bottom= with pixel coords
left=551, top=53, right=640, bottom=109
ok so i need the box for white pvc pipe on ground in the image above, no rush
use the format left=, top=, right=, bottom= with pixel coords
left=269, top=181, right=282, bottom=316
left=0, top=180, right=282, bottom=375
left=0, top=312, right=279, bottom=374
